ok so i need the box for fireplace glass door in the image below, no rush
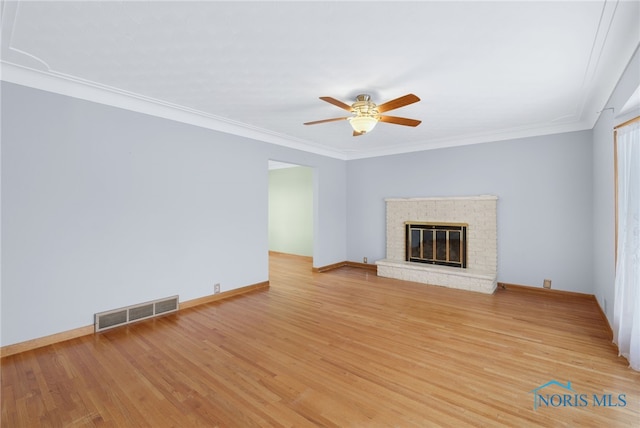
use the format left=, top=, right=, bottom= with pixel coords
left=406, top=223, right=467, bottom=268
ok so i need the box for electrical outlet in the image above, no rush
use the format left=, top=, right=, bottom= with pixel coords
left=363, top=257, right=368, bottom=264
left=543, top=279, right=552, bottom=289
left=214, top=283, right=220, bottom=294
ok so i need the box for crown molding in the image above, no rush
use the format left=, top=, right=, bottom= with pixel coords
left=0, top=61, right=597, bottom=162
left=344, top=121, right=591, bottom=160
left=0, top=62, right=349, bottom=160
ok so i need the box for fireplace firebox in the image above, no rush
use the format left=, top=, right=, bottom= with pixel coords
left=406, top=222, right=467, bottom=268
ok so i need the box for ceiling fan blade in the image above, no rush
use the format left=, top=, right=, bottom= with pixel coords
left=319, top=96, right=353, bottom=112
left=377, top=94, right=420, bottom=113
left=353, top=130, right=365, bottom=137
left=304, top=117, right=349, bottom=125
left=379, top=115, right=422, bottom=127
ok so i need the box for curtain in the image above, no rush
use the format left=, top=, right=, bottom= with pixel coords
left=613, top=120, right=640, bottom=370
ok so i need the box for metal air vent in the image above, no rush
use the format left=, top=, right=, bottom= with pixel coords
left=95, top=295, right=179, bottom=332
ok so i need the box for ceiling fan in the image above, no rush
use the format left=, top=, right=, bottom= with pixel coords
left=304, top=93, right=421, bottom=136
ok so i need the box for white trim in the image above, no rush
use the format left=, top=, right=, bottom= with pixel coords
left=345, top=121, right=591, bottom=160
left=1, top=62, right=349, bottom=160
left=0, top=61, right=598, bottom=162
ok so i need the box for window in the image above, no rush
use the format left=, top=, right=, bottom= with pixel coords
left=613, top=116, right=640, bottom=370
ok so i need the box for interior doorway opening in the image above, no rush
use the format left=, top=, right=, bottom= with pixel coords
left=268, top=160, right=314, bottom=264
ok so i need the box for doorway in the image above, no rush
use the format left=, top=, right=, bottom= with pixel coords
left=268, top=160, right=314, bottom=260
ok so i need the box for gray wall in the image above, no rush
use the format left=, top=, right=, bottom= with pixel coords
left=269, top=166, right=313, bottom=257
left=592, top=46, right=640, bottom=324
left=347, top=131, right=594, bottom=293
left=3, top=45, right=638, bottom=346
left=1, top=82, right=347, bottom=346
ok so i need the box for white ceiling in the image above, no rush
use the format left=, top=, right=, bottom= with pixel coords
left=2, top=1, right=639, bottom=160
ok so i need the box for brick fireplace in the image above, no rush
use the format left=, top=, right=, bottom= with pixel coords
left=376, top=195, right=498, bottom=294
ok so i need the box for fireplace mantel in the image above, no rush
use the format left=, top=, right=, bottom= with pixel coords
left=376, top=195, right=498, bottom=294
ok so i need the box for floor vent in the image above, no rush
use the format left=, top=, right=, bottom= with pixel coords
left=95, top=295, right=179, bottom=332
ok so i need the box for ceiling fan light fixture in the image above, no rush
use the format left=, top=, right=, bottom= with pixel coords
left=305, top=93, right=420, bottom=136
left=349, top=115, right=378, bottom=133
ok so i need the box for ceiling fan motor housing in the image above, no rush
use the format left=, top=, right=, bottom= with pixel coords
left=352, top=94, right=379, bottom=117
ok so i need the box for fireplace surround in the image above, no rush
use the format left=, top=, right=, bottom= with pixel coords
left=376, top=195, right=497, bottom=294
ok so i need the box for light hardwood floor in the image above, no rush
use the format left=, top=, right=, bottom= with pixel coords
left=2, top=253, right=639, bottom=427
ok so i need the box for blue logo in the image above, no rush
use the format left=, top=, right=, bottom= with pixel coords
left=530, top=380, right=626, bottom=410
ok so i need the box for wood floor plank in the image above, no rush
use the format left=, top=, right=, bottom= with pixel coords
left=2, top=252, right=640, bottom=426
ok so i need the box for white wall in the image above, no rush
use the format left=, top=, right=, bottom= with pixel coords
left=592, top=46, right=640, bottom=324
left=1, top=83, right=347, bottom=346
left=347, top=131, right=594, bottom=293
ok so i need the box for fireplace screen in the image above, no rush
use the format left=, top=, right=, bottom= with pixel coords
left=406, top=222, right=467, bottom=268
